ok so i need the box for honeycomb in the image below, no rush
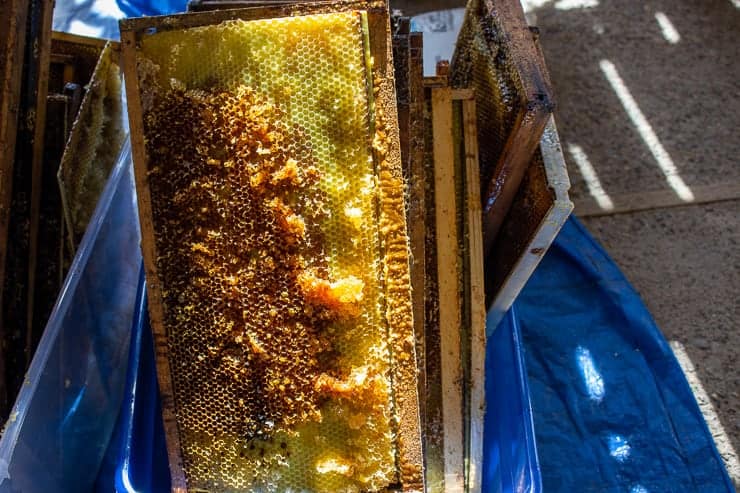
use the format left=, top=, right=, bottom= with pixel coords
left=134, top=11, right=411, bottom=492
left=58, top=42, right=125, bottom=250
left=450, top=1, right=521, bottom=200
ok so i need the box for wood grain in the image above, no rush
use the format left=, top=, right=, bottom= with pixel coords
left=462, top=96, right=485, bottom=493
left=120, top=28, right=189, bottom=492
left=25, top=0, right=55, bottom=364
left=0, top=0, right=30, bottom=411
left=431, top=85, right=464, bottom=493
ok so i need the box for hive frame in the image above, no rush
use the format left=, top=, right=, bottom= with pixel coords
left=391, top=17, right=429, bottom=490
left=26, top=32, right=111, bottom=368
left=486, top=116, right=573, bottom=330
left=0, top=0, right=54, bottom=415
left=450, top=0, right=554, bottom=260
left=120, top=2, right=423, bottom=491
left=57, top=40, right=124, bottom=253
left=460, top=94, right=485, bottom=493
left=422, top=77, right=485, bottom=493
left=0, top=2, right=30, bottom=377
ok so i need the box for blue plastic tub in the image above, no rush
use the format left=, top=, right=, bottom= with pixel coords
left=0, top=140, right=142, bottom=493
left=105, top=302, right=542, bottom=493
left=484, top=307, right=542, bottom=493
left=95, top=276, right=170, bottom=493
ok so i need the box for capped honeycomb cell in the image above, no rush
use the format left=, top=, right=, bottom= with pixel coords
left=121, top=5, right=421, bottom=493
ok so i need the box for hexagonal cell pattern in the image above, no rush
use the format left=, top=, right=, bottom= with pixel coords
left=137, top=11, right=399, bottom=493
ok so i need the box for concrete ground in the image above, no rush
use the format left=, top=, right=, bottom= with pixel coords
left=525, top=0, right=739, bottom=486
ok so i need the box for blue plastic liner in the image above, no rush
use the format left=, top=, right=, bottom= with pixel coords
left=484, top=307, right=542, bottom=493
left=95, top=274, right=170, bottom=493
left=515, top=217, right=735, bottom=493
left=0, top=140, right=142, bottom=493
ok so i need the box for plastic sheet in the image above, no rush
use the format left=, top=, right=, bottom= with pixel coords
left=0, top=140, right=142, bottom=493
left=52, top=0, right=187, bottom=41
left=516, top=217, right=735, bottom=493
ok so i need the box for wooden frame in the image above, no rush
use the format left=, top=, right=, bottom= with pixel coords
left=188, top=0, right=468, bottom=15
left=123, top=0, right=383, bottom=31
left=26, top=32, right=100, bottom=363
left=19, top=32, right=112, bottom=364
left=49, top=31, right=109, bottom=271
left=420, top=64, right=447, bottom=493
left=407, top=29, right=426, bottom=451
left=50, top=31, right=108, bottom=50
left=430, top=83, right=464, bottom=493
left=188, top=0, right=318, bottom=10
left=0, top=0, right=31, bottom=283
left=120, top=2, right=423, bottom=490
left=392, top=19, right=429, bottom=487
left=21, top=6, right=62, bottom=363
left=57, top=40, right=123, bottom=253
left=0, top=15, right=94, bottom=420
left=0, top=0, right=54, bottom=418
left=486, top=116, right=573, bottom=329
left=21, top=0, right=54, bottom=367
left=451, top=0, right=554, bottom=258
left=0, top=0, right=31, bottom=416
left=461, top=96, right=485, bottom=493
left=423, top=72, right=485, bottom=493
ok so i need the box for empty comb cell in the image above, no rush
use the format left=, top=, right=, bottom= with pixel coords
left=120, top=4, right=422, bottom=492
left=58, top=41, right=125, bottom=252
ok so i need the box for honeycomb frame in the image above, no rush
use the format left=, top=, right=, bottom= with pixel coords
left=120, top=2, right=422, bottom=491
left=58, top=40, right=125, bottom=252
left=450, top=0, right=554, bottom=258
